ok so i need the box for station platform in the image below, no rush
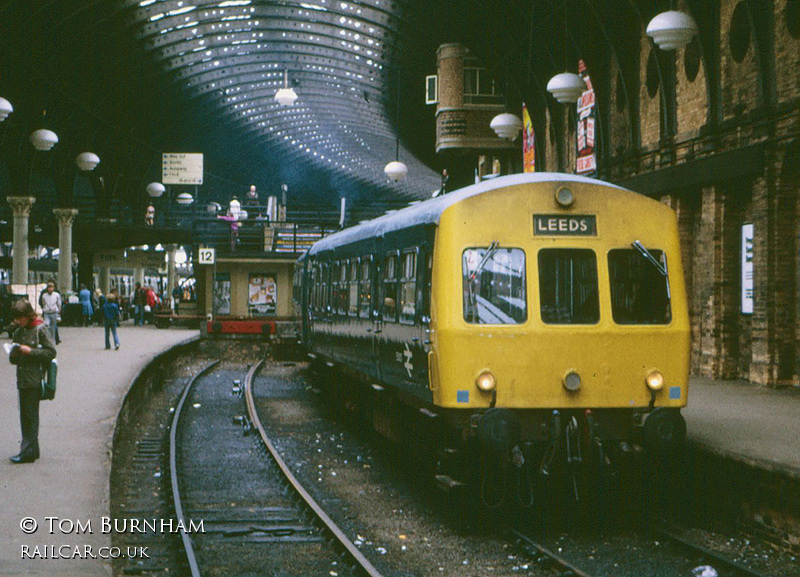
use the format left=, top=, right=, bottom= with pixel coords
left=683, top=376, right=800, bottom=478
left=0, top=325, right=197, bottom=577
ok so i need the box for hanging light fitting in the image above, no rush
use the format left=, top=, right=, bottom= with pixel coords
left=0, top=97, right=13, bottom=121
left=490, top=112, right=523, bottom=140
left=146, top=182, right=165, bottom=197
left=646, top=10, right=698, bottom=51
left=546, top=0, right=586, bottom=104
left=274, top=70, right=298, bottom=106
left=75, top=152, right=100, bottom=171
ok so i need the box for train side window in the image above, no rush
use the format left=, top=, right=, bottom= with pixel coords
left=538, top=249, right=599, bottom=324
left=358, top=257, right=372, bottom=318
left=399, top=250, right=417, bottom=325
left=608, top=249, right=671, bottom=324
left=348, top=259, right=359, bottom=316
left=321, top=264, right=330, bottom=311
left=462, top=247, right=527, bottom=324
left=382, top=253, right=398, bottom=322
left=337, top=262, right=348, bottom=315
left=422, top=252, right=433, bottom=322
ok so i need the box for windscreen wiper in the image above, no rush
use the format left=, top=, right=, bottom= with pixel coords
left=469, top=241, right=500, bottom=282
left=631, top=240, right=667, bottom=276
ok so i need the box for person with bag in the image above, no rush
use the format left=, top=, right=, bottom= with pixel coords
left=7, top=299, right=56, bottom=464
left=102, top=291, right=121, bottom=350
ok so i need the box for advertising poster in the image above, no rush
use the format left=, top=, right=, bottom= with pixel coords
left=575, top=59, right=597, bottom=176
left=248, top=273, right=277, bottom=316
left=214, top=272, right=231, bottom=315
left=522, top=103, right=536, bottom=173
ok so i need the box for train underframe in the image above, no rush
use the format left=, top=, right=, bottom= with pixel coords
left=310, top=359, right=687, bottom=517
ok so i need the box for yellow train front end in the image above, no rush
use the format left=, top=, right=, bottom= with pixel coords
left=428, top=177, right=689, bottom=467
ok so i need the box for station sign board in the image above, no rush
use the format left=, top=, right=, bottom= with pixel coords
left=162, top=153, right=204, bottom=185
left=198, top=247, right=216, bottom=265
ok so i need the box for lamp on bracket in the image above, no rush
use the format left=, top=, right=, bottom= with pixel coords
left=546, top=0, right=586, bottom=104
left=275, top=69, right=298, bottom=106
left=646, top=10, right=698, bottom=50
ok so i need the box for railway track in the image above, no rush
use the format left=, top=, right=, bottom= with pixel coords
left=243, top=358, right=386, bottom=577
left=509, top=524, right=777, bottom=577
left=166, top=356, right=386, bottom=577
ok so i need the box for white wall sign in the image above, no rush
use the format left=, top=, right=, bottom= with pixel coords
left=741, top=223, right=754, bottom=314
left=162, top=153, right=204, bottom=185
left=198, top=247, right=216, bottom=265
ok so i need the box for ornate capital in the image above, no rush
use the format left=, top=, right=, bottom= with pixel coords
left=53, top=208, right=79, bottom=227
left=7, top=196, right=36, bottom=218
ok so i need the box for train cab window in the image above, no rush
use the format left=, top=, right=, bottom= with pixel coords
left=399, top=250, right=417, bottom=325
left=348, top=259, right=359, bottom=317
left=462, top=246, right=527, bottom=324
left=538, top=249, right=599, bottom=324
left=358, top=258, right=372, bottom=318
left=382, top=254, right=399, bottom=322
left=608, top=248, right=671, bottom=324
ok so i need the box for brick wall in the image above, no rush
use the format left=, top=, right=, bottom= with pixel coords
left=720, top=0, right=760, bottom=118
left=639, top=37, right=661, bottom=148
left=774, top=1, right=800, bottom=104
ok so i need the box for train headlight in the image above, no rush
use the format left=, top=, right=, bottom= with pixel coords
left=563, top=370, right=581, bottom=392
left=475, top=370, right=496, bottom=392
left=556, top=186, right=574, bottom=207
left=645, top=370, right=665, bottom=391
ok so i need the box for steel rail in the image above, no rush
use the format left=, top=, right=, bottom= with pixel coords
left=510, top=529, right=596, bottom=577
left=169, top=359, right=221, bottom=577
left=244, top=358, right=386, bottom=577
left=650, top=523, right=773, bottom=577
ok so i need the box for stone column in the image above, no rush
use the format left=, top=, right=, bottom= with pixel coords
left=7, top=196, right=36, bottom=285
left=134, top=267, right=145, bottom=287
left=167, top=245, right=177, bottom=293
left=53, top=208, right=78, bottom=294
left=99, top=266, right=111, bottom=295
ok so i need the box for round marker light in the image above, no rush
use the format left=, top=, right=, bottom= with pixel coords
left=646, top=370, right=665, bottom=391
left=563, top=371, right=582, bottom=392
left=475, top=370, right=496, bottom=392
left=556, top=187, right=574, bottom=207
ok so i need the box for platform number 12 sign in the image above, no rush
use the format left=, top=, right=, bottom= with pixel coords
left=199, top=247, right=216, bottom=265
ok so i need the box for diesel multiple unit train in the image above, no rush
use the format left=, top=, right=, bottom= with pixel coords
left=292, top=173, right=689, bottom=506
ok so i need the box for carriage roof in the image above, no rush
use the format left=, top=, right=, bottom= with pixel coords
left=308, top=173, right=629, bottom=256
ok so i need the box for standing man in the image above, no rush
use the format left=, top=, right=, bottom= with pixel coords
left=172, top=281, right=182, bottom=315
left=133, top=282, right=146, bottom=326
left=40, top=280, right=62, bottom=344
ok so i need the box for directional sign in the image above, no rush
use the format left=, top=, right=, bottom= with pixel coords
left=198, top=247, right=216, bottom=265
left=162, top=153, right=204, bottom=185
